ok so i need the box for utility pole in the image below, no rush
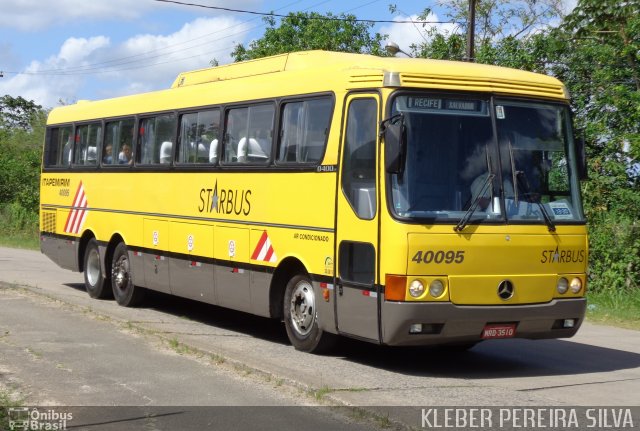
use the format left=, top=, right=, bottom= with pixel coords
left=465, top=0, right=477, bottom=62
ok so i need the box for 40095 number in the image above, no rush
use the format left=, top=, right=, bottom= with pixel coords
left=412, top=250, right=465, bottom=264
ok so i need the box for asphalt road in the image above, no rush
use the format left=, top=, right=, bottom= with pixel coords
left=1, top=246, right=639, bottom=430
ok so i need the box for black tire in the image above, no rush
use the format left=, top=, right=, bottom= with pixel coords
left=83, top=238, right=112, bottom=299
left=283, top=274, right=335, bottom=353
left=111, top=242, right=145, bottom=307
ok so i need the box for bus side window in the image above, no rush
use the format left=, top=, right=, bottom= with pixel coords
left=178, top=109, right=220, bottom=164
left=341, top=98, right=377, bottom=220
left=104, top=119, right=135, bottom=166
left=73, top=123, right=101, bottom=166
left=44, top=126, right=72, bottom=167
left=225, top=104, right=274, bottom=164
left=139, top=114, right=176, bottom=165
left=278, top=97, right=332, bottom=164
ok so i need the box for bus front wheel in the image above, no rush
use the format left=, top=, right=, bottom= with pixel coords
left=283, top=274, right=335, bottom=353
left=83, top=238, right=112, bottom=299
left=111, top=242, right=145, bottom=307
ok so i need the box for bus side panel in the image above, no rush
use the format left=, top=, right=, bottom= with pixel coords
left=168, top=222, right=215, bottom=303
left=250, top=270, right=273, bottom=318
left=40, top=234, right=78, bottom=272
left=214, top=226, right=252, bottom=313
left=40, top=208, right=80, bottom=272
left=142, top=219, right=170, bottom=294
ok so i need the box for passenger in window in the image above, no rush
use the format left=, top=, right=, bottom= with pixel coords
left=119, top=144, right=133, bottom=164
left=103, top=144, right=113, bottom=164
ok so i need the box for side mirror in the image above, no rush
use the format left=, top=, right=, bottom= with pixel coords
left=576, top=131, right=588, bottom=180
left=380, top=114, right=406, bottom=174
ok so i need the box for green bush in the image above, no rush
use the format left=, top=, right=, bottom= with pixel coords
left=0, top=201, right=38, bottom=233
left=0, top=98, right=44, bottom=245
left=588, top=214, right=640, bottom=292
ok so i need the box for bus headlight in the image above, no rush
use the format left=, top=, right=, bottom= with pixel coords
left=570, top=277, right=582, bottom=294
left=429, top=279, right=445, bottom=298
left=557, top=277, right=569, bottom=294
left=409, top=280, right=425, bottom=298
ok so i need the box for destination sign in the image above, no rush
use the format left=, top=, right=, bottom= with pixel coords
left=405, top=97, right=483, bottom=114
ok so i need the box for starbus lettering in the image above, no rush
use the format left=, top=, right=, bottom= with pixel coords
left=540, top=247, right=585, bottom=264
left=198, top=180, right=251, bottom=216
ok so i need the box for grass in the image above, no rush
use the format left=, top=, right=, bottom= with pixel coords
left=309, top=385, right=333, bottom=401
left=0, top=207, right=39, bottom=250
left=0, top=230, right=39, bottom=250
left=586, top=288, right=640, bottom=330
left=0, top=388, right=24, bottom=431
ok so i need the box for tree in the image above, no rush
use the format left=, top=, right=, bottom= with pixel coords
left=0, top=95, right=43, bottom=131
left=551, top=0, right=640, bottom=290
left=0, top=95, right=46, bottom=231
left=409, top=0, right=564, bottom=61
left=231, top=12, right=386, bottom=62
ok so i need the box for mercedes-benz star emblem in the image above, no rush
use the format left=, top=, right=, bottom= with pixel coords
left=497, top=280, right=514, bottom=300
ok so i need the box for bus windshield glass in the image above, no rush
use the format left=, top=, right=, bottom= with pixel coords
left=389, top=94, right=584, bottom=225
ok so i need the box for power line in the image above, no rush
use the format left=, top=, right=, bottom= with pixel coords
left=4, top=0, right=398, bottom=77
left=151, top=0, right=459, bottom=24
left=2, top=0, right=458, bottom=78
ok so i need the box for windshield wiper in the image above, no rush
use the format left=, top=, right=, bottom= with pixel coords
left=454, top=173, right=495, bottom=232
left=515, top=171, right=556, bottom=232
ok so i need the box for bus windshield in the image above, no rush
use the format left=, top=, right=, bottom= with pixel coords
left=389, top=94, right=584, bottom=225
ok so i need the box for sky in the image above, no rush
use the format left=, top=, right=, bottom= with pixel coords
left=0, top=0, right=576, bottom=109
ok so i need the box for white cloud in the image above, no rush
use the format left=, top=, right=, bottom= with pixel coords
left=0, top=16, right=252, bottom=108
left=58, top=36, right=111, bottom=66
left=0, top=0, right=147, bottom=31
left=0, top=0, right=261, bottom=31
left=103, top=16, right=252, bottom=94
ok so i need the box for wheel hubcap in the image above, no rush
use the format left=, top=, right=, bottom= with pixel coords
left=112, top=255, right=130, bottom=291
left=289, top=280, right=315, bottom=336
left=86, top=248, right=101, bottom=286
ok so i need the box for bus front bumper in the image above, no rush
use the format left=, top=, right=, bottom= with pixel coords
left=381, top=298, right=587, bottom=346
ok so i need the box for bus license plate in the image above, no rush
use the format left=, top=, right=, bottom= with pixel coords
left=482, top=323, right=516, bottom=339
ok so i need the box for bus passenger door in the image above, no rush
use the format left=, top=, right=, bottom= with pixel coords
left=335, top=94, right=380, bottom=342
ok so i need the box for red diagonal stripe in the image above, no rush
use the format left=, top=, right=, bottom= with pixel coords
left=263, top=245, right=274, bottom=262
left=72, top=182, right=84, bottom=207
left=67, top=190, right=85, bottom=233
left=73, top=210, right=86, bottom=234
left=72, top=194, right=88, bottom=233
left=64, top=182, right=84, bottom=232
left=251, top=231, right=268, bottom=260
left=64, top=210, right=76, bottom=233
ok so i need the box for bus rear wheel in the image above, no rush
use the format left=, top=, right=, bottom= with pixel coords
left=83, top=238, right=112, bottom=299
left=111, top=242, right=145, bottom=307
left=283, top=274, right=335, bottom=353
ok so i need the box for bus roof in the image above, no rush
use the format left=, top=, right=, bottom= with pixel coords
left=47, top=50, right=568, bottom=125
left=171, top=50, right=565, bottom=95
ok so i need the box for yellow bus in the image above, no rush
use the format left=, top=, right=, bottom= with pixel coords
left=40, top=50, right=588, bottom=352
